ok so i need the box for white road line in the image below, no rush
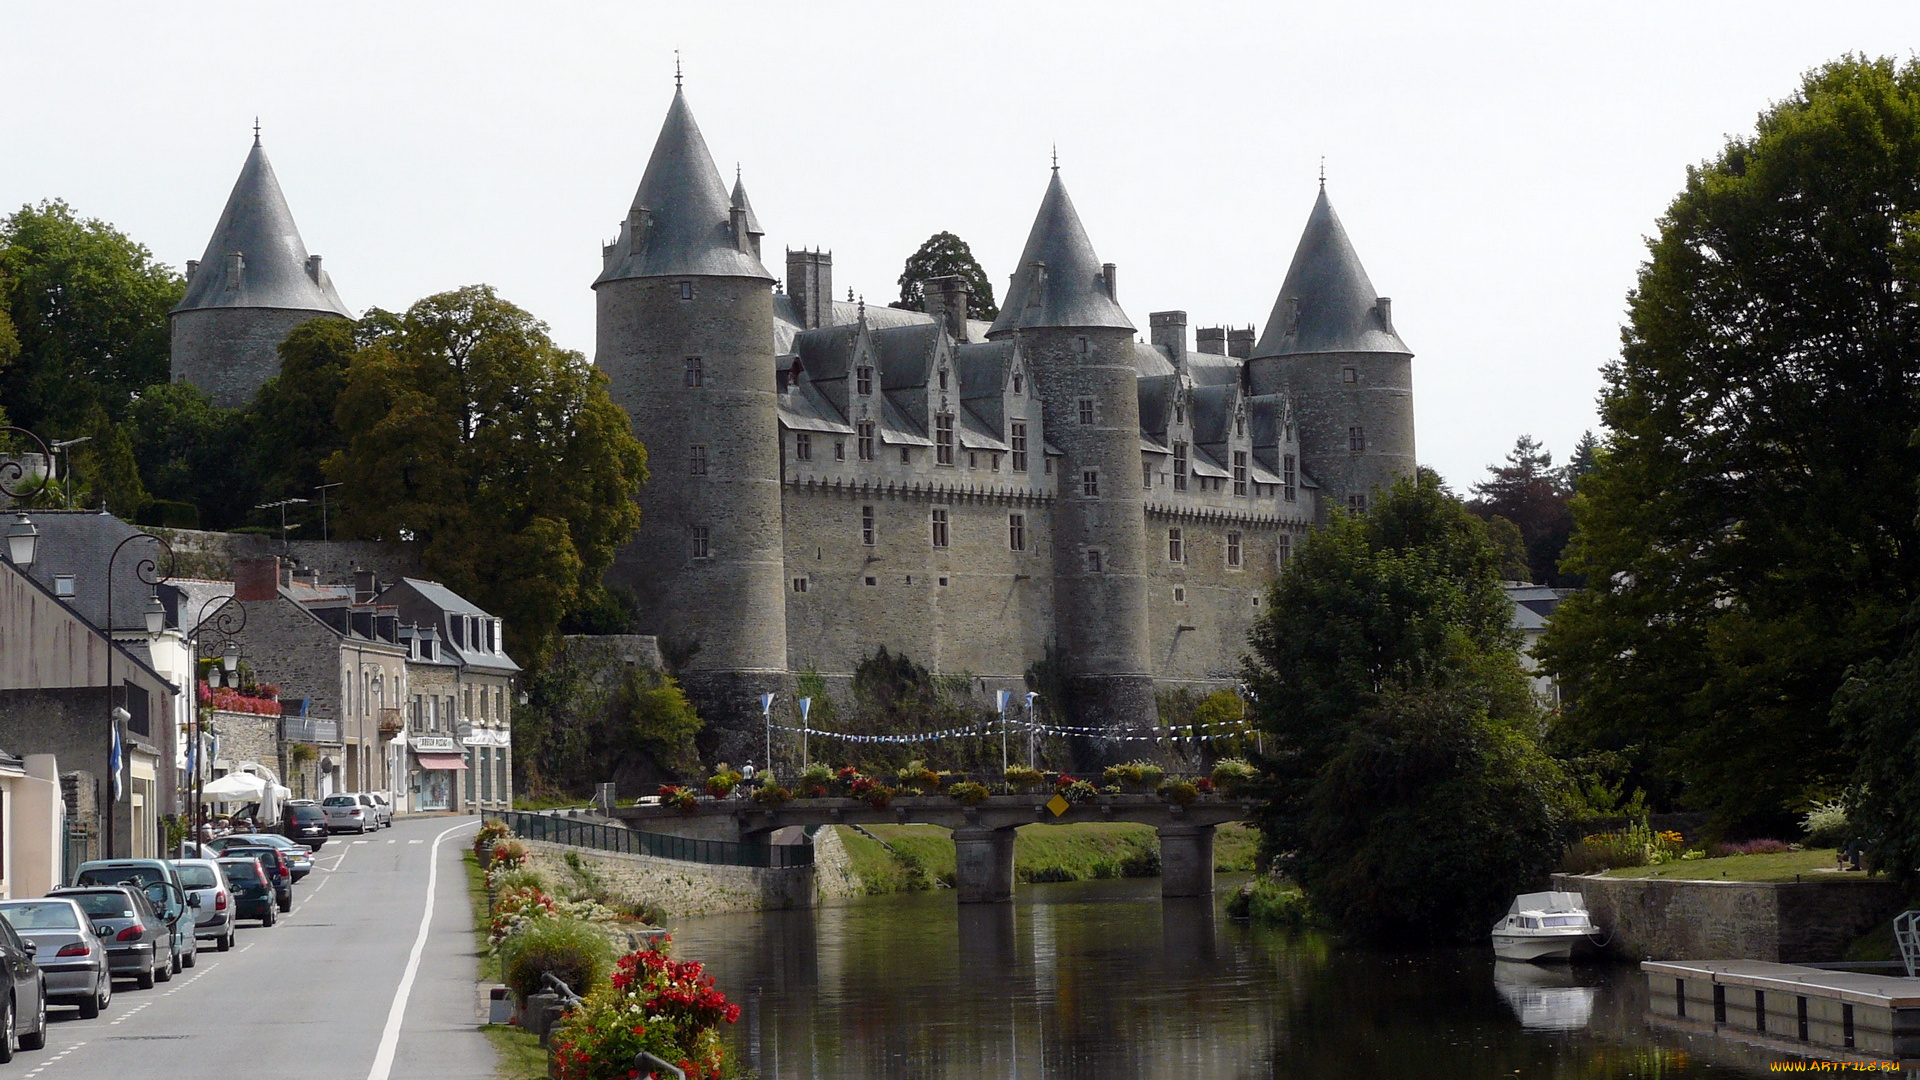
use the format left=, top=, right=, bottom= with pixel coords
left=387, top=839, right=396, bottom=845
left=407, top=839, right=421, bottom=845
left=365, top=821, right=476, bottom=1080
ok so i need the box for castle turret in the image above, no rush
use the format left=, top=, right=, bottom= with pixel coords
left=1248, top=184, right=1414, bottom=516
left=595, top=82, right=785, bottom=763
left=987, top=167, right=1154, bottom=745
left=170, top=128, right=353, bottom=408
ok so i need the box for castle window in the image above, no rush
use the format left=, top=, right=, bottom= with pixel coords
left=1227, top=531, right=1243, bottom=568
left=1278, top=534, right=1292, bottom=565
left=900, top=446, right=911, bottom=464
left=688, top=526, right=710, bottom=559
left=969, top=451, right=978, bottom=469
left=684, top=356, right=703, bottom=388
left=792, top=577, right=809, bottom=593
left=992, top=453, right=1001, bottom=471
left=1008, top=513, right=1026, bottom=552
left=1168, top=528, right=1184, bottom=562
left=857, top=422, right=875, bottom=461
left=795, top=432, right=812, bottom=461
left=939, top=368, right=949, bottom=390
left=865, top=576, right=877, bottom=586
left=1143, top=462, right=1153, bottom=489
left=1236, top=415, right=1246, bottom=437
left=1082, top=469, right=1099, bottom=498
left=1175, top=401, right=1184, bottom=425
left=1173, top=441, right=1189, bottom=491
left=1013, top=373, right=1023, bottom=395
left=856, top=365, right=873, bottom=395
left=689, top=444, right=708, bottom=476
left=1044, top=457, right=1053, bottom=475
left=679, top=281, right=694, bottom=301
left=935, top=414, right=955, bottom=466
left=1283, top=454, right=1297, bottom=502
left=1010, top=422, right=1029, bottom=472
left=1173, top=586, right=1186, bottom=604
left=1078, top=399, right=1095, bottom=425
left=1348, top=493, right=1368, bottom=515
left=1348, top=426, right=1366, bottom=452
left=1233, top=451, right=1248, bottom=496
left=1085, top=549, right=1103, bottom=573
left=1343, top=367, right=1357, bottom=384
left=835, top=439, right=846, bottom=461
left=939, top=576, right=949, bottom=587
left=861, top=505, right=875, bottom=546
left=1077, top=336, right=1089, bottom=355
left=931, top=508, right=950, bottom=548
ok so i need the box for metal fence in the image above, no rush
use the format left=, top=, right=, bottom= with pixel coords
left=281, top=716, right=340, bottom=744
left=501, top=810, right=813, bottom=869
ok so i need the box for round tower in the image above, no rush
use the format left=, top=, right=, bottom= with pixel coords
left=987, top=167, right=1155, bottom=751
left=171, top=128, right=354, bottom=409
left=1248, top=184, right=1414, bottom=517
left=594, top=83, right=786, bottom=764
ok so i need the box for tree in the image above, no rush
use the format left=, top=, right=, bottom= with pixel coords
left=126, top=382, right=254, bottom=530
left=892, top=232, right=998, bottom=319
left=248, top=316, right=361, bottom=531
left=327, top=285, right=649, bottom=667
left=1540, top=57, right=1920, bottom=832
left=0, top=201, right=182, bottom=434
left=1466, top=435, right=1573, bottom=586
left=1833, top=625, right=1920, bottom=888
left=1245, top=470, right=1566, bottom=943
left=68, top=404, right=148, bottom=516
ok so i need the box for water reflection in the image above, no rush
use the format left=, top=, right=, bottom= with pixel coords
left=665, top=877, right=1778, bottom=1079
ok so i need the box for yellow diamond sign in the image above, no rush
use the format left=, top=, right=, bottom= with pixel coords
left=1047, top=794, right=1070, bottom=817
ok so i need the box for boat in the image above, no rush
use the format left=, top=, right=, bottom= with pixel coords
left=1491, top=891, right=1597, bottom=962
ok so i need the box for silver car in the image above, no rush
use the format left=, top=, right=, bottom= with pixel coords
left=169, top=859, right=237, bottom=951
left=223, top=835, right=314, bottom=880
left=0, top=899, right=109, bottom=1019
left=321, top=794, right=370, bottom=834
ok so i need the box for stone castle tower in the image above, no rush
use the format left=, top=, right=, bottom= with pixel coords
left=596, top=82, right=1416, bottom=760
left=594, top=85, right=790, bottom=761
left=171, top=129, right=354, bottom=409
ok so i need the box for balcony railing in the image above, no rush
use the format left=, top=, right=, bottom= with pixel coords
left=282, top=716, right=341, bottom=744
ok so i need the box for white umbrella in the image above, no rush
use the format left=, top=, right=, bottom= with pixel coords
left=201, top=773, right=267, bottom=801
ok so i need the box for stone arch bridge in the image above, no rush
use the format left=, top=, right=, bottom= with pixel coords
left=610, top=793, right=1257, bottom=903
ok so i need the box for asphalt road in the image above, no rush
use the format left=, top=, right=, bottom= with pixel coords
left=12, top=814, right=493, bottom=1080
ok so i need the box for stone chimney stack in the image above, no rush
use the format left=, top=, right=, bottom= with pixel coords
left=786, top=248, right=833, bottom=330
left=1228, top=326, right=1256, bottom=359
left=1149, top=311, right=1188, bottom=360
left=1101, top=262, right=1118, bottom=302
left=353, top=568, right=377, bottom=604
left=1196, top=327, right=1228, bottom=355
left=234, top=558, right=279, bottom=602
left=923, top=275, right=971, bottom=343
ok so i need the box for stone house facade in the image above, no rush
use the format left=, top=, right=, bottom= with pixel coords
left=378, top=578, right=519, bottom=814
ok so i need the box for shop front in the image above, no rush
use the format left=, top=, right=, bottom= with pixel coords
left=409, top=735, right=464, bottom=812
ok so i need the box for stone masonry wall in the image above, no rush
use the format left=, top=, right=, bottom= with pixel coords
left=520, top=838, right=813, bottom=918
left=1553, top=873, right=1907, bottom=963
left=1142, top=512, right=1294, bottom=687
left=170, top=307, right=347, bottom=410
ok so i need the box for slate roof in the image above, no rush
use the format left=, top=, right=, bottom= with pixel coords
left=731, top=171, right=764, bottom=238
left=379, top=578, right=520, bottom=675
left=987, top=169, right=1133, bottom=336
left=596, top=87, right=773, bottom=284
left=11, top=511, right=178, bottom=633
left=174, top=136, right=352, bottom=317
left=1251, top=186, right=1410, bottom=359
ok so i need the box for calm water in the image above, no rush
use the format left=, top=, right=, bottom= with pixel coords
left=667, top=876, right=1790, bottom=1080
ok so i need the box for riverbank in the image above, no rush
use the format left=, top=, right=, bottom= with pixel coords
left=830, top=821, right=1261, bottom=894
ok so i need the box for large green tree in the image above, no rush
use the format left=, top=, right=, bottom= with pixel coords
left=327, top=285, right=648, bottom=667
left=248, top=316, right=362, bottom=531
left=1245, top=470, right=1567, bottom=944
left=892, top=232, right=998, bottom=319
left=1540, top=57, right=1920, bottom=832
left=1466, top=435, right=1574, bottom=586
left=0, top=201, right=182, bottom=434
left=126, top=382, right=253, bottom=530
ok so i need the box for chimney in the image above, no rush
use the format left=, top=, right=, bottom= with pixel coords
left=1101, top=262, right=1118, bottom=302
left=1149, top=311, right=1188, bottom=359
left=1228, top=326, right=1256, bottom=359
left=786, top=248, right=833, bottom=330
left=353, top=569, right=377, bottom=604
left=923, top=276, right=970, bottom=344
left=234, top=558, right=279, bottom=602
left=1196, top=327, right=1228, bottom=355
left=185, top=259, right=199, bottom=279
left=305, top=255, right=323, bottom=282
left=1376, top=296, right=1393, bottom=330
left=280, top=561, right=293, bottom=588
left=224, top=252, right=244, bottom=292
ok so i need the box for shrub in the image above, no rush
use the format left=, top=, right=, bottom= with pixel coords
left=1560, top=819, right=1687, bottom=872
left=498, top=916, right=615, bottom=1007
left=658, top=785, right=699, bottom=813
left=1103, top=761, right=1165, bottom=791
left=489, top=866, right=546, bottom=895
left=798, top=762, right=834, bottom=787
left=864, top=784, right=896, bottom=810
left=491, top=839, right=528, bottom=870
left=751, top=784, right=792, bottom=807
left=948, top=781, right=990, bottom=806
left=1709, top=838, right=1793, bottom=857
left=705, top=771, right=741, bottom=798
left=895, top=760, right=940, bottom=793
left=1210, top=758, right=1260, bottom=794
left=1226, top=878, right=1317, bottom=928
left=550, top=939, right=739, bottom=1080
left=1159, top=780, right=1200, bottom=807
left=489, top=885, right=556, bottom=946
left=1004, top=765, right=1045, bottom=792
left=1060, top=780, right=1098, bottom=804
left=1803, top=800, right=1850, bottom=848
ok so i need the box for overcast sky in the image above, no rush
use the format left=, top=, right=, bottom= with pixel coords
left=5, top=2, right=1917, bottom=488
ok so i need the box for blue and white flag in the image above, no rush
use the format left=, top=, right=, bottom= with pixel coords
left=1025, top=691, right=1039, bottom=712
left=798, top=697, right=811, bottom=727
left=109, top=719, right=124, bottom=803
left=759, top=693, right=775, bottom=716
left=996, top=690, right=1010, bottom=715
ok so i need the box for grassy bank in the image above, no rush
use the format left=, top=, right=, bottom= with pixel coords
left=462, top=850, right=501, bottom=983
left=1598, top=848, right=1853, bottom=884
left=832, top=821, right=1261, bottom=893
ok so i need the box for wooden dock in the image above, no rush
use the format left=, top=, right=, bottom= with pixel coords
left=1644, top=959, right=1920, bottom=1062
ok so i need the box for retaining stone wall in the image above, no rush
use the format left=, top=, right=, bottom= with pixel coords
left=1553, top=872, right=1907, bottom=963
left=520, top=837, right=813, bottom=918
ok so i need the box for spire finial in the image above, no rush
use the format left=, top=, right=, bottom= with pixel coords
left=674, top=51, right=682, bottom=88
left=253, top=117, right=261, bottom=147
left=1051, top=144, right=1058, bottom=172
left=1318, top=156, right=1325, bottom=188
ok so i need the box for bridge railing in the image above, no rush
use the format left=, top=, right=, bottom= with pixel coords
left=499, top=809, right=814, bottom=869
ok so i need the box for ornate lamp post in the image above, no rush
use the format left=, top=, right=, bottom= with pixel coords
left=104, top=531, right=173, bottom=858
left=190, top=596, right=247, bottom=845
left=2, top=427, right=51, bottom=571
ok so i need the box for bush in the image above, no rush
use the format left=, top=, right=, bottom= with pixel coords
left=1560, top=819, right=1686, bottom=872
left=948, top=781, right=990, bottom=806
left=1210, top=758, right=1260, bottom=795
left=550, top=939, right=739, bottom=1080
left=1226, top=878, right=1317, bottom=928
left=895, top=760, right=941, bottom=793
left=751, top=784, right=792, bottom=807
left=489, top=884, right=556, bottom=946
left=1709, top=838, right=1792, bottom=857
left=1004, top=765, right=1045, bottom=792
left=1159, top=779, right=1200, bottom=807
left=498, top=917, right=615, bottom=1007
left=490, top=867, right=546, bottom=895
left=491, top=840, right=528, bottom=870
left=1803, top=800, right=1850, bottom=848
left=1060, top=779, right=1098, bottom=804
left=705, top=771, right=740, bottom=798
left=658, top=785, right=698, bottom=813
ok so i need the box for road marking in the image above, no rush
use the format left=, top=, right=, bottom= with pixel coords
left=387, top=839, right=396, bottom=845
left=407, top=839, right=422, bottom=844
left=366, top=820, right=476, bottom=1080
left=308, top=875, right=331, bottom=897
left=353, top=840, right=371, bottom=845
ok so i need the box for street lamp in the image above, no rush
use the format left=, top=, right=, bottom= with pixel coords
left=190, top=595, right=247, bottom=847
left=5, top=514, right=38, bottom=568
left=143, top=591, right=166, bottom=635
left=104, top=530, right=172, bottom=858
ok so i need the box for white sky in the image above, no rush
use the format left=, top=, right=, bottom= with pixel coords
left=5, top=1, right=1917, bottom=488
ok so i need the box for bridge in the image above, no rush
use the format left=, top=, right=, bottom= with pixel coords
left=604, top=793, right=1258, bottom=903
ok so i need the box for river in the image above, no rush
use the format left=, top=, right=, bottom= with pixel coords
left=666, top=875, right=1785, bottom=1079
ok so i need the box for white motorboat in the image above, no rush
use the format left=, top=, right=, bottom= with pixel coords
left=1491, top=891, right=1597, bottom=962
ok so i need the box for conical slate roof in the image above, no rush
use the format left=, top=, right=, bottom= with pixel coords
left=731, top=170, right=763, bottom=238
left=596, top=87, right=773, bottom=284
left=987, top=168, right=1132, bottom=337
left=174, top=134, right=352, bottom=316
left=1251, top=186, right=1409, bottom=358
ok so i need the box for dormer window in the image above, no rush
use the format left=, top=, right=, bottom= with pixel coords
left=935, top=414, right=954, bottom=466
left=1173, top=442, right=1189, bottom=491
left=53, top=575, right=75, bottom=598
left=1175, top=401, right=1184, bottom=425
left=856, top=365, right=873, bottom=396
left=1010, top=422, right=1028, bottom=472
left=679, top=281, right=694, bottom=301
left=1236, top=415, right=1245, bottom=437
left=857, top=422, right=875, bottom=461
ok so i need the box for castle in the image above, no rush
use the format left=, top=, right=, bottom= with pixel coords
left=168, top=84, right=1417, bottom=762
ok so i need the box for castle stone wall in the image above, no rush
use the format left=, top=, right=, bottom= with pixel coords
left=1142, top=513, right=1292, bottom=687
left=1268, top=351, right=1415, bottom=515
left=170, top=307, right=347, bottom=410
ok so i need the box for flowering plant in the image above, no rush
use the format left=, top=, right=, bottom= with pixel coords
left=657, top=786, right=699, bottom=813
left=550, top=938, right=739, bottom=1080
left=475, top=820, right=511, bottom=855
left=489, top=885, right=556, bottom=946
left=751, top=784, right=791, bottom=807
left=201, top=681, right=283, bottom=716
left=947, top=781, right=990, bottom=807
left=705, top=771, right=741, bottom=798
left=1060, top=779, right=1098, bottom=804
left=490, top=840, right=528, bottom=870
left=1195, top=776, right=1216, bottom=795
left=1158, top=779, right=1200, bottom=807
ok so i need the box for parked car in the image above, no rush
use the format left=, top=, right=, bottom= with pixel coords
left=0, top=915, right=47, bottom=1060
left=168, top=859, right=236, bottom=951
left=321, top=793, right=370, bottom=834
left=0, top=898, right=110, bottom=1018
left=215, top=858, right=276, bottom=926
left=364, top=791, right=393, bottom=828
left=46, top=886, right=171, bottom=989
left=223, top=835, right=314, bottom=881
left=220, top=846, right=292, bottom=913
left=69, top=860, right=196, bottom=973
left=282, top=803, right=329, bottom=849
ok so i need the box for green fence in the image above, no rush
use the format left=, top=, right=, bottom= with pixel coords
left=500, top=810, right=813, bottom=869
